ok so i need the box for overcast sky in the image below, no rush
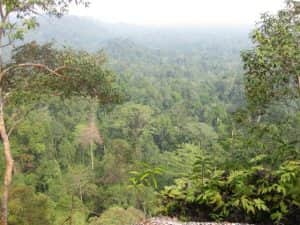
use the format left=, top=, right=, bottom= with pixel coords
left=69, top=0, right=285, bottom=26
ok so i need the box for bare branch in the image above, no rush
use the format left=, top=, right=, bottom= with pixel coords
left=54, top=65, right=68, bottom=73
left=0, top=63, right=70, bottom=82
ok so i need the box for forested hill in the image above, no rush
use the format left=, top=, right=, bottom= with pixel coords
left=26, top=16, right=251, bottom=77
left=28, top=16, right=251, bottom=51
left=1, top=5, right=299, bottom=225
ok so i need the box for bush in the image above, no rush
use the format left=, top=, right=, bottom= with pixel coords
left=8, top=185, right=54, bottom=225
left=160, top=160, right=300, bottom=225
left=89, top=206, right=145, bottom=225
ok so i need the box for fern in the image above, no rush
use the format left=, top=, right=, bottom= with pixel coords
left=160, top=159, right=300, bottom=224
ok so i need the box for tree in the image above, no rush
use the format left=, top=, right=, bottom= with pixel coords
left=233, top=1, right=300, bottom=168
left=8, top=186, right=54, bottom=225
left=76, top=113, right=103, bottom=170
left=0, top=42, right=120, bottom=224
left=241, top=1, right=300, bottom=113
left=0, top=2, right=121, bottom=225
left=105, top=103, right=153, bottom=159
left=0, top=1, right=89, bottom=53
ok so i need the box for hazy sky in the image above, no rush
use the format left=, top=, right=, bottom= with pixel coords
left=69, top=0, right=285, bottom=26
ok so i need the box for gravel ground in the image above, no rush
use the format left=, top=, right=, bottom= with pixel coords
left=136, top=217, right=254, bottom=225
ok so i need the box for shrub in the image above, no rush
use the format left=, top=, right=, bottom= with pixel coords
left=160, top=159, right=300, bottom=225
left=89, top=206, right=145, bottom=225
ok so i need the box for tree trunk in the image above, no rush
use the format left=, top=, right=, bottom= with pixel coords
left=90, top=142, right=94, bottom=170
left=70, top=195, right=74, bottom=225
left=0, top=98, right=13, bottom=225
left=79, top=184, right=83, bottom=202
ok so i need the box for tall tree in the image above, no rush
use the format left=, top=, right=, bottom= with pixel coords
left=241, top=1, right=300, bottom=114
left=0, top=42, right=120, bottom=224
left=76, top=113, right=103, bottom=170
left=0, top=2, right=119, bottom=225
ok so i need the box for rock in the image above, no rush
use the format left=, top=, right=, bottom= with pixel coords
left=136, top=217, right=254, bottom=225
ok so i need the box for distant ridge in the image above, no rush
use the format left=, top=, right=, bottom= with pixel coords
left=25, top=15, right=251, bottom=52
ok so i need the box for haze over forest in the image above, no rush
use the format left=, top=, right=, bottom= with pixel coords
left=0, top=1, right=299, bottom=225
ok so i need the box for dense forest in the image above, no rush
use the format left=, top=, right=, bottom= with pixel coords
left=0, top=1, right=299, bottom=225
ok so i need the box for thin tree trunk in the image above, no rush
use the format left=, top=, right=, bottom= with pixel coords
left=70, top=195, right=74, bottom=225
left=79, top=184, right=83, bottom=202
left=90, top=142, right=94, bottom=170
left=202, top=164, right=204, bottom=186
left=0, top=98, right=13, bottom=225
left=0, top=26, right=12, bottom=225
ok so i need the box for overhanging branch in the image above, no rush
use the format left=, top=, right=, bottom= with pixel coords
left=0, top=63, right=70, bottom=82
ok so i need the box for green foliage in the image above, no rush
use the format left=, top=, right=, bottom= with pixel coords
left=8, top=185, right=54, bottom=225
left=0, top=0, right=89, bottom=44
left=242, top=5, right=300, bottom=111
left=129, top=163, right=163, bottom=190
left=4, top=42, right=122, bottom=105
left=1, top=2, right=299, bottom=224
left=159, top=144, right=201, bottom=180
left=89, top=207, right=144, bottom=225
left=161, top=159, right=300, bottom=224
